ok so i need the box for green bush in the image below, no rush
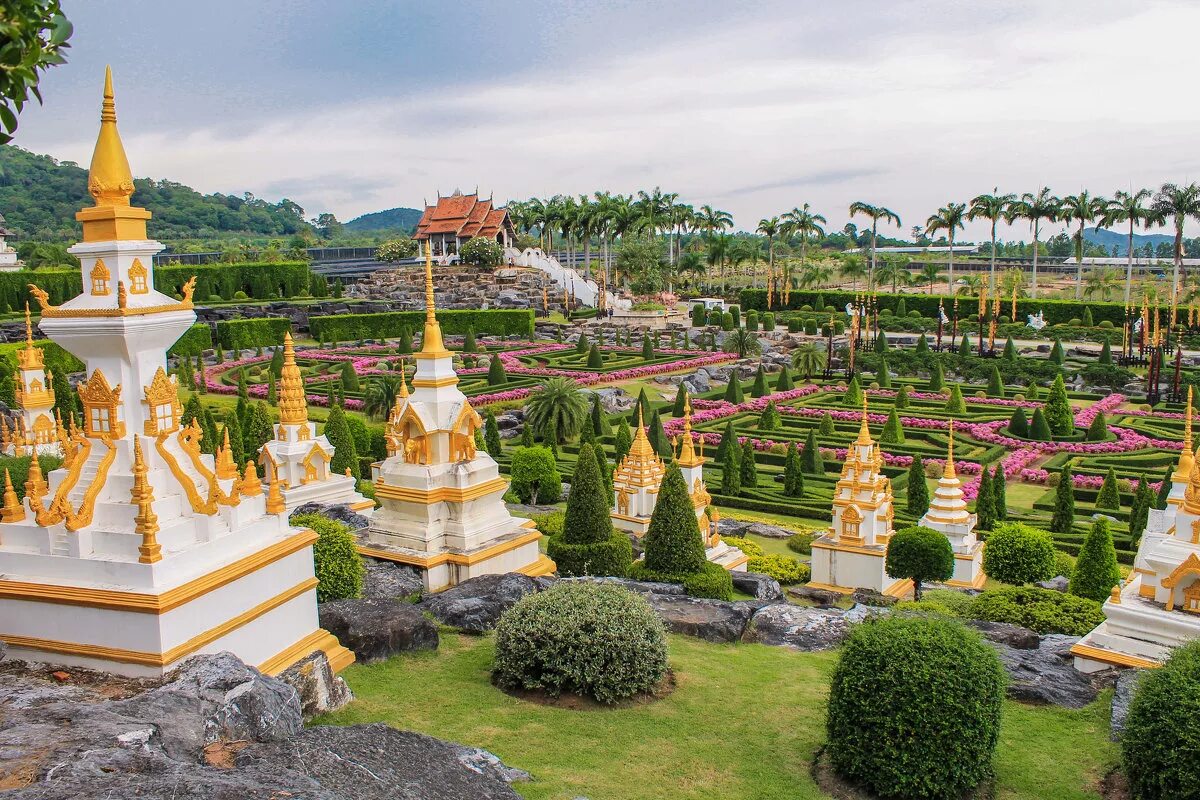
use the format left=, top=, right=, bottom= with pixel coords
left=747, top=553, right=810, bottom=584
left=492, top=582, right=668, bottom=704
left=509, top=446, right=562, bottom=504
left=627, top=559, right=734, bottom=601
left=897, top=588, right=977, bottom=618
left=547, top=443, right=632, bottom=577
left=309, top=309, right=535, bottom=341
left=216, top=318, right=291, bottom=350
left=1052, top=549, right=1075, bottom=579
left=981, top=522, right=1056, bottom=585
left=786, top=531, right=815, bottom=555
left=1122, top=640, right=1200, bottom=800
left=720, top=535, right=763, bottom=557
left=292, top=512, right=364, bottom=602
left=969, top=586, right=1104, bottom=636
left=826, top=616, right=1005, bottom=800
left=885, top=525, right=954, bottom=600
left=531, top=511, right=564, bottom=538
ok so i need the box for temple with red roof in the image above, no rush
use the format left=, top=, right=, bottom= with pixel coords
left=413, top=190, right=516, bottom=257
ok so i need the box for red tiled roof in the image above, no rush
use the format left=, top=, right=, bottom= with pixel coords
left=414, top=192, right=510, bottom=241
left=478, top=208, right=509, bottom=238
left=429, top=193, right=478, bottom=221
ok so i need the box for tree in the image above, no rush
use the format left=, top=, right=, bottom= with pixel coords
left=894, top=385, right=910, bottom=409
left=1069, top=518, right=1120, bottom=602
left=363, top=375, right=401, bottom=420
left=0, top=1, right=72, bottom=144
left=802, top=428, right=823, bottom=474
left=721, top=439, right=741, bottom=496
left=982, top=522, right=1056, bottom=585
left=915, top=333, right=929, bottom=354
left=1009, top=406, right=1029, bottom=437
left=975, top=466, right=996, bottom=531
left=375, top=236, right=418, bottom=261
left=758, top=400, right=781, bottom=431
left=885, top=526, right=954, bottom=601
left=819, top=411, right=835, bottom=436
left=791, top=342, right=826, bottom=380
left=739, top=439, right=758, bottom=490
left=397, top=326, right=413, bottom=354
left=550, top=443, right=633, bottom=577
left=1086, top=412, right=1109, bottom=442
left=460, top=236, right=503, bottom=267
left=775, top=367, right=794, bottom=391
left=520, top=420, right=535, bottom=447
left=525, top=377, right=588, bottom=443
left=1049, top=338, right=1065, bottom=365
left=1044, top=374, right=1073, bottom=437
left=463, top=326, right=477, bottom=353
left=907, top=455, right=929, bottom=517
left=484, top=410, right=502, bottom=458
left=848, top=202, right=901, bottom=289
left=969, top=190, right=1017, bottom=290
left=986, top=366, right=1004, bottom=398
left=576, top=332, right=590, bottom=354
left=992, top=466, right=1008, bottom=521
left=1002, top=336, right=1017, bottom=361
left=875, top=358, right=891, bottom=389
left=590, top=393, right=609, bottom=436
left=1029, top=407, right=1051, bottom=440
left=782, top=442, right=804, bottom=496
left=1155, top=465, right=1173, bottom=509
left=958, top=333, right=972, bottom=357
left=1009, top=188, right=1061, bottom=296
left=487, top=354, right=508, bottom=385
left=925, top=202, right=967, bottom=291
left=1121, top=639, right=1200, bottom=800
left=928, top=362, right=944, bottom=392
left=613, top=417, right=632, bottom=462
left=629, top=387, right=651, bottom=426
left=749, top=365, right=768, bottom=398
left=1100, top=188, right=1154, bottom=306
left=593, top=442, right=614, bottom=505
left=222, top=413, right=245, bottom=470
left=723, top=376, right=744, bottom=403
left=643, top=464, right=707, bottom=575
left=323, top=404, right=359, bottom=480
left=641, top=333, right=654, bottom=360
left=1060, top=190, right=1109, bottom=299
left=844, top=375, right=863, bottom=407
left=647, top=409, right=671, bottom=458
left=1095, top=467, right=1121, bottom=509
left=879, top=408, right=904, bottom=444
left=509, top=446, right=561, bottom=505
left=723, top=328, right=761, bottom=359
left=1098, top=337, right=1112, bottom=365
left=1050, top=464, right=1075, bottom=534
left=1129, top=475, right=1153, bottom=544
left=1151, top=182, right=1200, bottom=301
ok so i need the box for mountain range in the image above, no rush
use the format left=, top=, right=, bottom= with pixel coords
left=1082, top=226, right=1174, bottom=255
left=343, top=207, right=423, bottom=233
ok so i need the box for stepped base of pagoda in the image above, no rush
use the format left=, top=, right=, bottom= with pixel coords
left=279, top=474, right=374, bottom=515
left=1072, top=576, right=1200, bottom=673
left=809, top=534, right=912, bottom=598
left=946, top=541, right=987, bottom=589
left=707, top=539, right=749, bottom=572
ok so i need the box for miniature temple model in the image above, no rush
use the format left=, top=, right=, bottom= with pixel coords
left=259, top=332, right=373, bottom=513
left=413, top=191, right=515, bottom=257
left=612, top=402, right=746, bottom=570
left=809, top=397, right=910, bottom=597
left=359, top=242, right=555, bottom=591
left=0, top=213, right=22, bottom=271
left=1, top=305, right=63, bottom=456
left=1074, top=387, right=1200, bottom=671
left=0, top=69, right=352, bottom=678
left=918, top=421, right=986, bottom=588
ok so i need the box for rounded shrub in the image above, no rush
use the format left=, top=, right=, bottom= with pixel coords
left=292, top=512, right=364, bottom=602
left=747, top=553, right=810, bottom=584
left=1122, top=640, right=1200, bottom=800
left=981, top=521, right=1056, bottom=585
left=786, top=531, right=815, bottom=554
left=493, top=582, right=668, bottom=704
left=826, top=616, right=1006, bottom=800
left=969, top=585, right=1104, bottom=636
left=681, top=561, right=734, bottom=600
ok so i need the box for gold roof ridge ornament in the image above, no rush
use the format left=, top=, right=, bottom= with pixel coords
left=1177, top=386, right=1195, bottom=482
left=277, top=332, right=308, bottom=426
left=677, top=395, right=703, bottom=468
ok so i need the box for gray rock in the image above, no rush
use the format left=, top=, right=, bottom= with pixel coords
left=744, top=521, right=797, bottom=539
left=419, top=573, right=541, bottom=633
left=1111, top=669, right=1148, bottom=740
left=681, top=369, right=710, bottom=393
left=592, top=387, right=633, bottom=413
left=850, top=588, right=898, bottom=607
left=731, top=571, right=784, bottom=601
left=291, top=503, right=370, bottom=533
left=990, top=634, right=1117, bottom=708
left=561, top=575, right=686, bottom=595
left=362, top=559, right=425, bottom=601
left=842, top=603, right=893, bottom=624
left=1035, top=575, right=1070, bottom=593
left=742, top=604, right=851, bottom=650
left=787, top=584, right=842, bottom=607
left=278, top=650, right=353, bottom=718
left=319, top=598, right=439, bottom=663
left=645, top=594, right=757, bottom=643
left=967, top=620, right=1041, bottom=650
left=716, top=517, right=752, bottom=538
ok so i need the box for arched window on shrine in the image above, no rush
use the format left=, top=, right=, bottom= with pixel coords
left=90, top=259, right=111, bottom=296
left=129, top=258, right=149, bottom=294
left=142, top=368, right=181, bottom=436
left=78, top=369, right=123, bottom=438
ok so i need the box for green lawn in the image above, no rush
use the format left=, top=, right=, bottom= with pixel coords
left=316, top=632, right=1118, bottom=800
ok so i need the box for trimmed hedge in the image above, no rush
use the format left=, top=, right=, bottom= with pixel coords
left=309, top=309, right=534, bottom=341
left=156, top=262, right=312, bottom=301
left=167, top=323, right=213, bottom=357
left=1122, top=640, right=1200, bottom=800
left=291, top=512, right=364, bottom=602
left=216, top=318, right=291, bottom=350
left=969, top=585, right=1104, bottom=636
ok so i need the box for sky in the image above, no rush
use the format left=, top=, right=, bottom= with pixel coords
left=10, top=0, right=1200, bottom=240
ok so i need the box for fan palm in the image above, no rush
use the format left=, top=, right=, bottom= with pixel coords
left=791, top=342, right=827, bottom=380
left=968, top=190, right=1016, bottom=291
left=757, top=216, right=781, bottom=292
left=848, top=202, right=901, bottom=290
left=1008, top=188, right=1060, bottom=297
left=799, top=261, right=833, bottom=289
left=1151, top=182, right=1200, bottom=302
left=956, top=274, right=983, bottom=296
left=363, top=375, right=402, bottom=420
left=524, top=377, right=589, bottom=444
left=1059, top=190, right=1109, bottom=300
left=925, top=202, right=967, bottom=293
left=1101, top=188, right=1153, bottom=306
left=724, top=328, right=762, bottom=358
left=919, top=263, right=945, bottom=294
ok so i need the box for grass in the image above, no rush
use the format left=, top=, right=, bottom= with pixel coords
left=317, top=632, right=1118, bottom=800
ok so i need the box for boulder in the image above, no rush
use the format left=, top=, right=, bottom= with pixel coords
left=787, top=584, right=842, bottom=607
left=291, top=503, right=370, bottom=533
left=362, top=560, right=425, bottom=601
left=966, top=620, right=1041, bottom=650
left=716, top=517, right=752, bottom=538
left=561, top=576, right=686, bottom=595
left=850, top=588, right=898, bottom=607
left=1035, top=576, right=1070, bottom=593
left=743, top=604, right=852, bottom=650
left=841, top=603, right=892, bottom=624
left=319, top=598, right=439, bottom=663
left=645, top=594, right=757, bottom=643
left=1110, top=669, right=1148, bottom=740
left=731, top=571, right=784, bottom=602
left=592, top=387, right=633, bottom=413
left=681, top=369, right=710, bottom=393
left=990, top=634, right=1117, bottom=708
left=419, top=573, right=541, bottom=633
left=744, top=522, right=797, bottom=539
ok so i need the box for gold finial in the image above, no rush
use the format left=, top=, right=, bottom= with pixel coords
left=23, top=303, right=32, bottom=345
left=241, top=461, right=262, bottom=496
left=215, top=428, right=238, bottom=480
left=24, top=449, right=47, bottom=504
left=17, top=302, right=43, bottom=371
left=265, top=468, right=285, bottom=514
left=1176, top=387, right=1195, bottom=482
left=87, top=66, right=135, bottom=208
left=855, top=394, right=872, bottom=445
left=398, top=361, right=409, bottom=399
left=419, top=241, right=448, bottom=355
left=944, top=420, right=957, bottom=480
left=278, top=332, right=309, bottom=426
left=677, top=395, right=703, bottom=467
left=0, top=469, right=24, bottom=523
left=131, top=435, right=162, bottom=563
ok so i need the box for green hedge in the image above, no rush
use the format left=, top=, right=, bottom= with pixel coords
left=0, top=339, right=84, bottom=372
left=216, top=318, right=292, bottom=350
left=309, top=309, right=534, bottom=341
left=167, top=324, right=213, bottom=357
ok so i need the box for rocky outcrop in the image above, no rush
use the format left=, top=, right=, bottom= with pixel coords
left=1035, top=576, right=1070, bottom=593
left=419, top=573, right=542, bottom=633
left=1110, top=669, right=1147, bottom=740
left=645, top=595, right=760, bottom=643
left=731, top=571, right=784, bottom=602
left=361, top=560, right=425, bottom=601
left=989, top=634, right=1117, bottom=708
left=291, top=503, right=371, bottom=533
left=319, top=599, right=439, bottom=663
left=966, top=620, right=1041, bottom=650
left=279, top=650, right=353, bottom=717
left=742, top=604, right=851, bottom=651
left=561, top=575, right=686, bottom=595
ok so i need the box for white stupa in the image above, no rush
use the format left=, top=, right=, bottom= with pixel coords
left=809, top=397, right=910, bottom=597
left=0, top=69, right=352, bottom=678
left=358, top=243, right=555, bottom=591
left=918, top=421, right=986, bottom=588
left=0, top=213, right=23, bottom=272
left=1074, top=388, right=1200, bottom=671
left=1, top=305, right=63, bottom=456
left=258, top=332, right=373, bottom=513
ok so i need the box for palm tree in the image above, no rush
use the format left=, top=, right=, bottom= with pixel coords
left=363, top=375, right=402, bottom=420
left=999, top=267, right=1027, bottom=299
left=848, top=202, right=901, bottom=290
left=839, top=256, right=867, bottom=292
left=524, top=377, right=589, bottom=443
left=782, top=204, right=826, bottom=291
left=1008, top=188, right=1060, bottom=297
left=676, top=250, right=704, bottom=290
left=698, top=205, right=733, bottom=291
left=968, top=190, right=1016, bottom=291
left=1059, top=190, right=1109, bottom=300
left=706, top=233, right=732, bottom=293
left=724, top=328, right=762, bottom=358
left=1083, top=267, right=1121, bottom=301
left=799, top=261, right=832, bottom=289
left=1151, top=182, right=1200, bottom=303
left=874, top=257, right=912, bottom=294
left=791, top=342, right=827, bottom=380
left=956, top=274, right=983, bottom=296
left=925, top=202, right=967, bottom=293
left=1101, top=188, right=1153, bottom=306
left=757, top=216, right=781, bottom=292
left=919, top=263, right=945, bottom=294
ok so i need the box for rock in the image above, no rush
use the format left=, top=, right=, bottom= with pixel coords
left=645, top=594, right=757, bottom=643
left=850, top=588, right=898, bottom=607
left=561, top=575, right=686, bottom=595
left=744, top=522, right=797, bottom=539
left=362, top=559, right=425, bottom=601
left=419, top=573, right=541, bottom=633
left=716, top=517, right=752, bottom=538
left=967, top=620, right=1041, bottom=650
left=842, top=603, right=892, bottom=624
left=731, top=571, right=784, bottom=601
left=319, top=598, right=438, bottom=663
left=1035, top=576, right=1070, bottom=593
left=990, top=634, right=1117, bottom=708
left=787, top=584, right=842, bottom=607
left=681, top=369, right=710, bottom=393
left=592, top=387, right=633, bottom=413
left=1111, top=669, right=1148, bottom=740
left=743, top=604, right=851, bottom=650
left=291, top=502, right=370, bottom=533
left=652, top=374, right=684, bottom=386
left=278, top=650, right=353, bottom=718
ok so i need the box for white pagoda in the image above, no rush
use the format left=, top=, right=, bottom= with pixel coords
left=358, top=243, right=555, bottom=591
left=918, top=422, right=986, bottom=589
left=0, top=213, right=22, bottom=271
left=258, top=332, right=372, bottom=514
left=1074, top=388, right=1200, bottom=672
left=0, top=69, right=352, bottom=678
left=809, top=398, right=910, bottom=597
left=1, top=306, right=63, bottom=456
left=612, top=403, right=746, bottom=571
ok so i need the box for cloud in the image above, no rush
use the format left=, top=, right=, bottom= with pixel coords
left=722, top=169, right=889, bottom=198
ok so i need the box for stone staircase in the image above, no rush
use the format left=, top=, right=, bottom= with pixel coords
left=504, top=247, right=629, bottom=310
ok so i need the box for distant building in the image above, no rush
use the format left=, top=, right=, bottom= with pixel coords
left=0, top=213, right=23, bottom=272
left=413, top=191, right=515, bottom=257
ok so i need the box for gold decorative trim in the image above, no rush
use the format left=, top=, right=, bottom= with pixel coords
left=410, top=375, right=460, bottom=388
left=515, top=554, right=558, bottom=578
left=374, top=476, right=508, bottom=504
left=357, top=529, right=541, bottom=569
left=1069, top=642, right=1161, bottom=670
left=257, top=627, right=356, bottom=676
left=29, top=283, right=194, bottom=318
left=0, top=529, right=318, bottom=613
left=945, top=570, right=988, bottom=590
left=721, top=554, right=751, bottom=571
left=811, top=538, right=886, bottom=556
left=348, top=499, right=376, bottom=511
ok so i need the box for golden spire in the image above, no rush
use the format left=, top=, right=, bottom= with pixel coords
left=677, top=396, right=703, bottom=467
left=17, top=303, right=43, bottom=371
left=241, top=461, right=263, bottom=496
left=76, top=67, right=150, bottom=242
left=24, top=450, right=47, bottom=504
left=277, top=332, right=308, bottom=426
left=943, top=420, right=957, bottom=480
left=1176, top=386, right=1195, bottom=482
left=215, top=428, right=238, bottom=480
left=418, top=240, right=448, bottom=355
left=265, top=468, right=285, bottom=514
left=1, top=469, right=25, bottom=523
left=398, top=363, right=409, bottom=399
left=131, top=436, right=162, bottom=563
left=855, top=394, right=872, bottom=446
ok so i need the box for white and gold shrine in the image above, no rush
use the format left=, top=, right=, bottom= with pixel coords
left=0, top=69, right=352, bottom=678
left=918, top=422, right=986, bottom=588
left=258, top=333, right=372, bottom=513
left=1074, top=388, right=1200, bottom=671
left=809, top=398, right=910, bottom=597
left=359, top=243, right=555, bottom=591
left=2, top=306, right=63, bottom=456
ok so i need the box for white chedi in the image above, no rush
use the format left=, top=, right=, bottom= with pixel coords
left=917, top=421, right=986, bottom=589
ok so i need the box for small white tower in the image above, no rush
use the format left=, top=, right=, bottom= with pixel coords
left=0, top=213, right=23, bottom=272
left=2, top=305, right=62, bottom=456
left=918, top=421, right=985, bottom=588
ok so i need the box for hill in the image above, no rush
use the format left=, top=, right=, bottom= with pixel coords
left=1083, top=226, right=1173, bottom=256
left=344, top=206, right=423, bottom=234
left=0, top=145, right=316, bottom=241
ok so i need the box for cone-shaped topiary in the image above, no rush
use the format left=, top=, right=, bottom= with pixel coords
left=1050, top=464, right=1075, bottom=534
left=324, top=404, right=359, bottom=480
left=1099, top=337, right=1112, bottom=365
left=1086, top=411, right=1109, bottom=441
left=802, top=427, right=823, bottom=474
left=758, top=400, right=781, bottom=431
left=844, top=374, right=864, bottom=407
left=487, top=354, right=508, bottom=385
left=673, top=385, right=688, bottom=417
left=775, top=368, right=794, bottom=391
left=724, top=376, right=744, bottom=403
left=976, top=466, right=996, bottom=531
left=721, top=441, right=741, bottom=496
left=484, top=410, right=503, bottom=458
left=1008, top=406, right=1029, bottom=437
left=613, top=417, right=632, bottom=461
left=751, top=365, right=768, bottom=397
left=1068, top=518, right=1120, bottom=602
left=992, top=466, right=1008, bottom=520
left=644, top=464, right=707, bottom=575
left=1003, top=336, right=1017, bottom=361
left=876, top=358, right=892, bottom=389
left=1044, top=374, right=1073, bottom=436
left=1049, top=338, right=1065, bottom=364
left=648, top=409, right=671, bottom=458
left=783, top=441, right=804, bottom=496
left=880, top=408, right=905, bottom=444
left=1082, top=306, right=1094, bottom=327
left=630, top=387, right=651, bottom=425
left=1026, top=380, right=1040, bottom=400
left=716, top=420, right=737, bottom=462
left=1129, top=475, right=1152, bottom=544
left=915, top=333, right=929, bottom=354
left=1121, top=639, right=1200, bottom=800
left=959, top=333, right=972, bottom=357
left=641, top=334, right=654, bottom=360
left=894, top=384, right=910, bottom=409
left=819, top=411, right=835, bottom=435
left=875, top=330, right=890, bottom=353
left=945, top=384, right=966, bottom=415
left=739, top=439, right=758, bottom=490
left=1155, top=465, right=1172, bottom=509
left=928, top=361, right=944, bottom=391
left=594, top=442, right=614, bottom=505
left=1095, top=466, right=1121, bottom=509
left=548, top=443, right=633, bottom=577
left=463, top=326, right=477, bottom=353
left=987, top=366, right=1004, bottom=397
left=1030, top=407, right=1052, bottom=440
left=520, top=420, right=535, bottom=447
left=587, top=343, right=604, bottom=368
left=885, top=526, right=954, bottom=600
left=398, top=326, right=412, bottom=354
left=907, top=455, right=929, bottom=517
left=591, top=393, right=609, bottom=436
left=576, top=332, right=590, bottom=354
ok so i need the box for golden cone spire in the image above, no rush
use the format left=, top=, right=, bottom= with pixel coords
left=1, top=468, right=25, bottom=523
left=17, top=303, right=43, bottom=370
left=677, top=396, right=703, bottom=467
left=131, top=436, right=162, bottom=563
left=277, top=332, right=308, bottom=426
left=241, top=461, right=263, bottom=496
left=943, top=420, right=957, bottom=480
left=215, top=428, right=238, bottom=480
left=265, top=468, right=285, bottom=514
left=1178, top=387, right=1195, bottom=483
left=855, top=394, right=872, bottom=446
left=76, top=67, right=150, bottom=241
left=418, top=241, right=448, bottom=355
left=24, top=451, right=47, bottom=504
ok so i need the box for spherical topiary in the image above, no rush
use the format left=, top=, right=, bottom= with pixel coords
left=885, top=525, right=953, bottom=600
left=1122, top=640, right=1200, bottom=800
left=492, top=582, right=668, bottom=704
left=826, top=616, right=1006, bottom=800
left=292, top=512, right=364, bottom=602
left=981, top=521, right=1056, bottom=585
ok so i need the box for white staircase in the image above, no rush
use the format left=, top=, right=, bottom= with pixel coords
left=504, top=247, right=630, bottom=311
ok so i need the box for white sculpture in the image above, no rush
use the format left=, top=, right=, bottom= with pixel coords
left=1026, top=310, right=1046, bottom=330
